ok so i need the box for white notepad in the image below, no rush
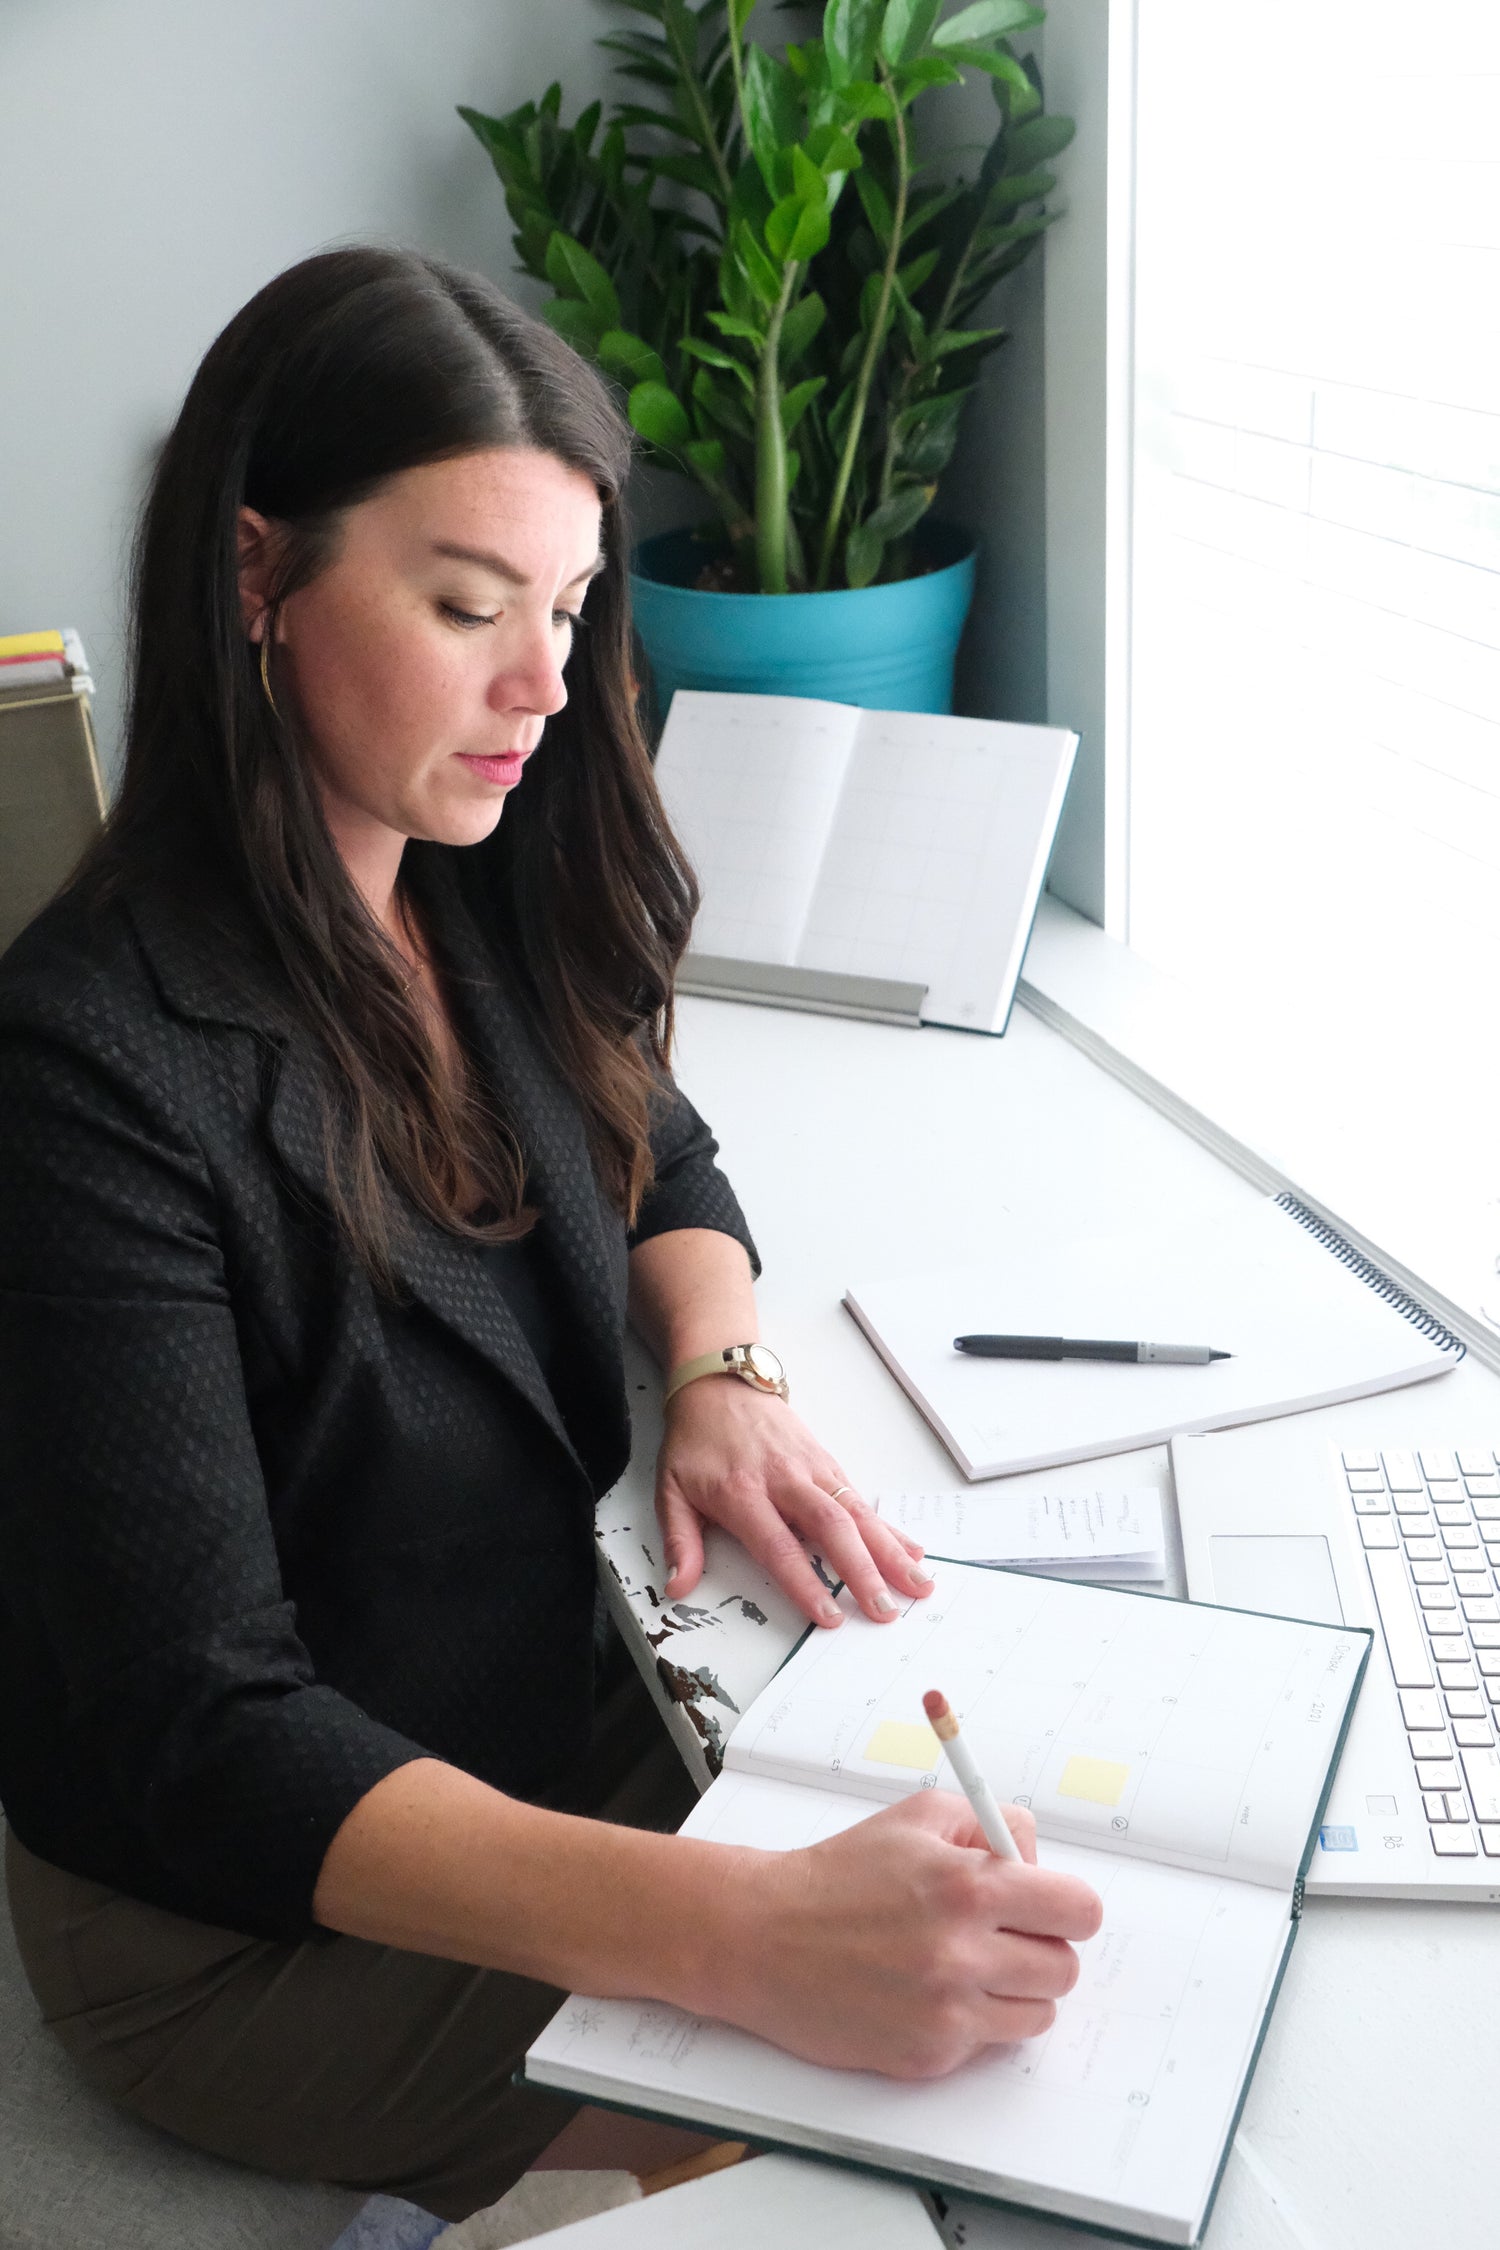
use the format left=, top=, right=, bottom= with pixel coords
left=876, top=1485, right=1165, bottom=1578
left=653, top=690, right=1078, bottom=1032
left=526, top=1564, right=1369, bottom=2247
left=844, top=1193, right=1464, bottom=1480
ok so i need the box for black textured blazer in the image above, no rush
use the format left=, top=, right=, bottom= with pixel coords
left=0, top=847, right=755, bottom=1939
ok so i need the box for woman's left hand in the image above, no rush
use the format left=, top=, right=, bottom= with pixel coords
left=654, top=1377, right=933, bottom=1627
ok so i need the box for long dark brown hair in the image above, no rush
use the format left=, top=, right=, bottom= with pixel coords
left=82, top=246, right=697, bottom=1284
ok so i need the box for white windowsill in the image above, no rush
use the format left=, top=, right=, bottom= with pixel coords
left=1017, top=894, right=1500, bottom=1375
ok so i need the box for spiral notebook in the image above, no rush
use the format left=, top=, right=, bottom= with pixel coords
left=526, top=1562, right=1371, bottom=2247
left=844, top=1193, right=1465, bottom=1480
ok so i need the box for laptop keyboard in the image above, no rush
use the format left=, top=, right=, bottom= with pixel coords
left=1342, top=1448, right=1500, bottom=1860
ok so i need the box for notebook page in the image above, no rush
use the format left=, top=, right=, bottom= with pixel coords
left=876, top=1487, right=1165, bottom=1577
left=653, top=691, right=859, bottom=964
left=845, top=1194, right=1459, bottom=1479
left=725, top=1565, right=1363, bottom=1891
left=527, top=1772, right=1292, bottom=2245
left=793, top=713, right=1075, bottom=1027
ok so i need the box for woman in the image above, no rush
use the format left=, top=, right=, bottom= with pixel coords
left=0, top=249, right=1100, bottom=2220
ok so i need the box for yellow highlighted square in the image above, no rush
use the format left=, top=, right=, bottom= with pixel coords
left=1057, top=1754, right=1131, bottom=1807
left=863, top=1719, right=942, bottom=1771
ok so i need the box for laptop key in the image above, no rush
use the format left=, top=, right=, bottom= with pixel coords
left=1442, top=1526, right=1482, bottom=1549
left=1414, top=1759, right=1462, bottom=1790
left=1431, top=1636, right=1470, bottom=1662
left=1359, top=1520, right=1399, bottom=1550
left=1477, top=1651, right=1500, bottom=1675
left=1421, top=1450, right=1459, bottom=1481
left=1454, top=1575, right=1494, bottom=1602
left=1457, top=1449, right=1498, bottom=1478
left=1460, top=1749, right=1500, bottom=1822
left=1394, top=1493, right=1433, bottom=1515
left=1465, top=1477, right=1500, bottom=1499
left=1454, top=1719, right=1495, bottom=1748
left=1403, top=1536, right=1443, bottom=1560
left=1343, top=1449, right=1381, bottom=1473
left=1437, top=1662, right=1478, bottom=1689
left=1431, top=1825, right=1478, bottom=1856
left=1365, top=1554, right=1435, bottom=1687
left=1423, top=1792, right=1451, bottom=1820
left=1469, top=1624, right=1500, bottom=1647
left=1411, top=1561, right=1451, bottom=1584
left=1446, top=1691, right=1488, bottom=1718
left=1383, top=1451, right=1424, bottom=1491
left=1351, top=1492, right=1390, bottom=1514
left=1418, top=1587, right=1457, bottom=1611
left=1400, top=1689, right=1445, bottom=1729
left=1481, top=1826, right=1500, bottom=1856
left=1463, top=1597, right=1500, bottom=1623
left=1347, top=1471, right=1386, bottom=1494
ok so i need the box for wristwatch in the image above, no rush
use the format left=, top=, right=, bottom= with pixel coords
left=663, top=1342, right=790, bottom=1405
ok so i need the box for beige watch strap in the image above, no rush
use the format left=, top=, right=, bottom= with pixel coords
left=664, top=1343, right=788, bottom=1404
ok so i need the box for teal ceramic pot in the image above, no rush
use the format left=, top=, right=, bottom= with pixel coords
left=629, top=521, right=977, bottom=717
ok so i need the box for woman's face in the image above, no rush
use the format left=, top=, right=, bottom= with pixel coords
left=241, top=446, right=604, bottom=881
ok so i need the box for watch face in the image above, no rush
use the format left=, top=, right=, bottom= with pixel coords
left=743, top=1343, right=784, bottom=1387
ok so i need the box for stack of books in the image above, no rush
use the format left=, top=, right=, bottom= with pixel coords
left=0, top=628, right=94, bottom=704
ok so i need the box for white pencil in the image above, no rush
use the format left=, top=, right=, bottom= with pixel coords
left=923, top=1688, right=1022, bottom=1862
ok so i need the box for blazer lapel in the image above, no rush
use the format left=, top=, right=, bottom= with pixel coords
left=131, top=877, right=604, bottom=1485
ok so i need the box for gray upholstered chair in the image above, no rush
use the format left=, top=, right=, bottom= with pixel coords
left=0, top=1833, right=365, bottom=2250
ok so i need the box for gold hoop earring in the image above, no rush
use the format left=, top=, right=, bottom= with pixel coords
left=258, top=631, right=280, bottom=721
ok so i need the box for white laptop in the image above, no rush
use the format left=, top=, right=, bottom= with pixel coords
left=1173, top=1421, right=1500, bottom=1901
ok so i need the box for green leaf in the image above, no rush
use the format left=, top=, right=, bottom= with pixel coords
left=924, top=324, right=1005, bottom=358
left=897, top=247, right=940, bottom=294
left=1006, top=114, right=1077, bottom=168
left=986, top=169, right=1057, bottom=208
left=844, top=520, right=885, bottom=589
left=597, top=329, right=668, bottom=388
left=544, top=232, right=622, bottom=326
left=766, top=192, right=830, bottom=263
left=742, top=46, right=802, bottom=194
left=780, top=376, right=827, bottom=437
left=790, top=143, right=829, bottom=209
left=728, top=0, right=756, bottom=35
left=880, top=0, right=942, bottom=65
left=684, top=436, right=729, bottom=478
left=837, top=78, right=897, bottom=122
left=707, top=310, right=768, bottom=343
left=627, top=380, right=693, bottom=449
left=891, top=53, right=963, bottom=93
left=940, top=44, right=1041, bottom=109
left=855, top=169, right=894, bottom=244
left=681, top=336, right=754, bottom=389
left=732, top=218, right=784, bottom=305
left=805, top=123, right=863, bottom=176
left=931, top=0, right=1045, bottom=44
left=824, top=0, right=884, bottom=87
left=541, top=298, right=606, bottom=354
left=778, top=290, right=827, bottom=365
left=865, top=482, right=935, bottom=540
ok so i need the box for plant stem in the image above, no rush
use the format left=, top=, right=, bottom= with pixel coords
left=813, top=77, right=910, bottom=591
left=663, top=9, right=735, bottom=203
left=755, top=263, right=799, bottom=594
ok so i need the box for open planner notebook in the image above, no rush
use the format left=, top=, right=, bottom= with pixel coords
left=527, top=1563, right=1370, bottom=2248
left=845, top=1192, right=1466, bottom=1480
left=653, top=690, right=1077, bottom=1032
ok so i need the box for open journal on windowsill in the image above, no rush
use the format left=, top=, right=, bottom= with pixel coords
left=526, top=1563, right=1370, bottom=2248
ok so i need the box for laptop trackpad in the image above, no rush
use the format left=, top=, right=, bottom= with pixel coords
left=1209, top=1534, right=1346, bottom=1626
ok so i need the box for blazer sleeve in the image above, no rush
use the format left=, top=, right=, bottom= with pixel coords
left=628, top=1060, right=761, bottom=1276
left=0, top=1014, right=429, bottom=1939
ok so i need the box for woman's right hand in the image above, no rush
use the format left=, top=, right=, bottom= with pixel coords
left=705, top=1793, right=1104, bottom=2079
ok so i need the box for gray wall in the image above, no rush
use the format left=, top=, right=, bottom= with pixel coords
left=1, top=1, right=1056, bottom=777
left=0, top=0, right=619, bottom=775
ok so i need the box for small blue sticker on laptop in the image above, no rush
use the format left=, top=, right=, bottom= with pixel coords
left=1319, top=1824, right=1358, bottom=1852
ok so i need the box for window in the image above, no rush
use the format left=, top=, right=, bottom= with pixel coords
left=1123, top=0, right=1500, bottom=1223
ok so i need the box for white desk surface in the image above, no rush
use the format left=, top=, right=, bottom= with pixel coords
left=596, top=995, right=1499, bottom=2250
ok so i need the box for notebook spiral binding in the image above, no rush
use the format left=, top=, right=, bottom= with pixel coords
left=1275, top=1192, right=1467, bottom=1360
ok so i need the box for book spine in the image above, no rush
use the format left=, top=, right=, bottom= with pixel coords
left=1275, top=1192, right=1466, bottom=1357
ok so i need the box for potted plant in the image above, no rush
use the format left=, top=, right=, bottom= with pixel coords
left=461, top=0, right=1072, bottom=714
